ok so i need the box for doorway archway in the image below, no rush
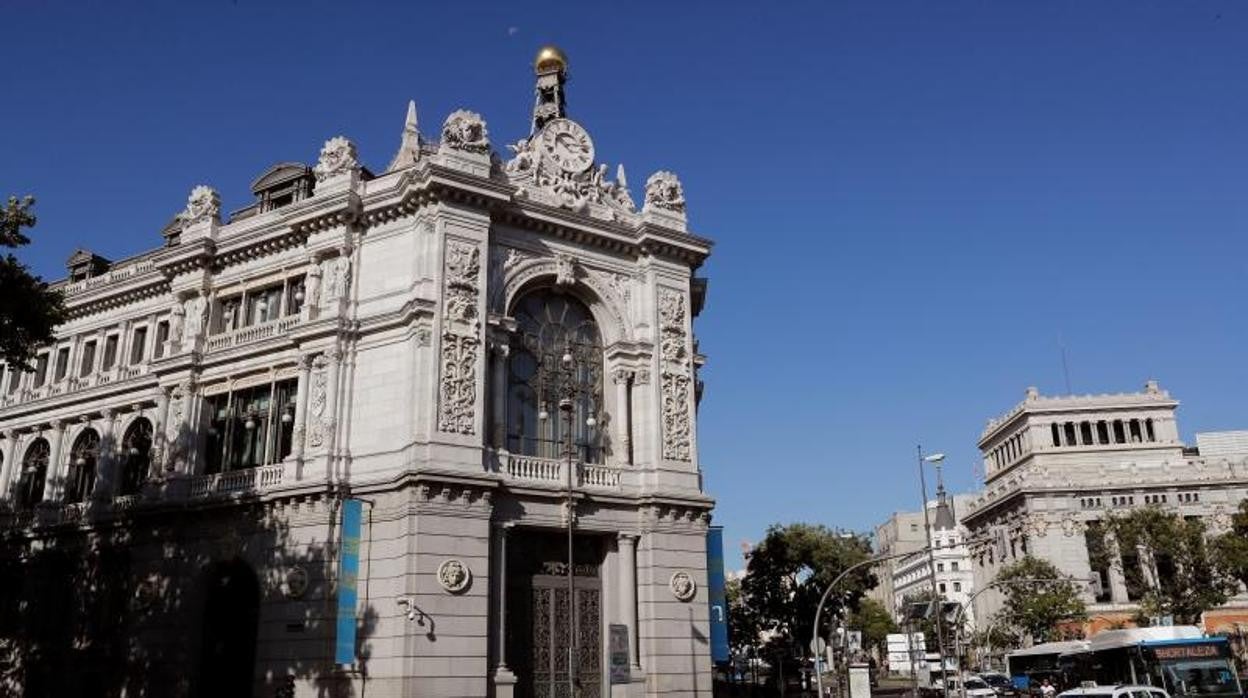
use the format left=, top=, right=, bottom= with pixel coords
left=197, top=558, right=260, bottom=698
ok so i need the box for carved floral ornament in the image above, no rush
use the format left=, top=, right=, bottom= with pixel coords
left=182, top=185, right=220, bottom=226
left=437, top=559, right=472, bottom=594
left=441, top=110, right=490, bottom=154
left=670, top=571, right=697, bottom=602
left=314, top=136, right=360, bottom=182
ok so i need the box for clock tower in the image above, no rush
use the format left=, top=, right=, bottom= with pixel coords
left=531, top=45, right=569, bottom=133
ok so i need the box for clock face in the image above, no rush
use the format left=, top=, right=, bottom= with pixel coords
left=539, top=119, right=595, bottom=173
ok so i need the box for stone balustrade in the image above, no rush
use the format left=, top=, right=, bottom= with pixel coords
left=60, top=260, right=157, bottom=296
left=204, top=315, right=301, bottom=352
left=504, top=454, right=622, bottom=489
left=0, top=363, right=151, bottom=408
left=188, top=463, right=285, bottom=499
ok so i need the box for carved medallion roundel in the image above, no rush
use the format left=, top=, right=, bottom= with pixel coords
left=538, top=119, right=594, bottom=173
left=670, top=571, right=697, bottom=602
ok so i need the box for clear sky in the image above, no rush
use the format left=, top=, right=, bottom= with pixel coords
left=3, top=1, right=1246, bottom=570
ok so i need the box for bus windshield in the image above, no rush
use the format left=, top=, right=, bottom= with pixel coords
left=1158, top=658, right=1238, bottom=696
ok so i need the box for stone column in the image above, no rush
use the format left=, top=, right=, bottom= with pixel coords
left=292, top=353, right=312, bottom=460
left=491, top=343, right=510, bottom=450
left=92, top=409, right=120, bottom=500
left=618, top=532, right=642, bottom=670
left=1106, top=532, right=1130, bottom=603
left=493, top=523, right=517, bottom=697
left=0, top=430, right=16, bottom=497
left=612, top=369, right=633, bottom=466
left=325, top=346, right=343, bottom=479
left=43, top=420, right=66, bottom=502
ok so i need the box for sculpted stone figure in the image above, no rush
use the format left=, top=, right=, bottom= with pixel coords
left=182, top=295, right=207, bottom=341
left=182, top=185, right=220, bottom=226
left=505, top=138, right=534, bottom=174
left=314, top=136, right=359, bottom=182
left=437, top=559, right=471, bottom=593
left=441, top=110, right=490, bottom=154
left=644, top=170, right=686, bottom=214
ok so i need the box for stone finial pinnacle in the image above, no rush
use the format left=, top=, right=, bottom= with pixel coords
left=405, top=100, right=418, bottom=132
left=387, top=100, right=424, bottom=172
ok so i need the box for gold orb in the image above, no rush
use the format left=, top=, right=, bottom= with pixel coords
left=534, top=45, right=568, bottom=74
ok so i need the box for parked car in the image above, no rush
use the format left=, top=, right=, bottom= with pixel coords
left=978, top=672, right=1017, bottom=697
left=1057, top=686, right=1170, bottom=698
left=929, top=675, right=1000, bottom=698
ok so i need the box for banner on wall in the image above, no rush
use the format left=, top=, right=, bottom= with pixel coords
left=707, top=526, right=730, bottom=664
left=335, top=498, right=363, bottom=665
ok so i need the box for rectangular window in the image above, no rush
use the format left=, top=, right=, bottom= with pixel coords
left=79, top=340, right=97, bottom=377
left=939, top=583, right=947, bottom=594
left=204, top=378, right=299, bottom=474
left=213, top=296, right=242, bottom=334
left=246, top=285, right=283, bottom=326
left=32, top=353, right=49, bottom=388
left=286, top=275, right=306, bottom=316
left=953, top=582, right=962, bottom=592
left=54, top=347, right=70, bottom=381
left=937, top=563, right=944, bottom=572
left=130, top=326, right=148, bottom=364
left=102, top=335, right=118, bottom=369
left=951, top=562, right=959, bottom=571
left=153, top=321, right=169, bottom=359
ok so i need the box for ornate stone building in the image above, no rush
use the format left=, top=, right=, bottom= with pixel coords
left=962, top=382, right=1248, bottom=638
left=0, top=47, right=714, bottom=698
left=888, top=487, right=977, bottom=632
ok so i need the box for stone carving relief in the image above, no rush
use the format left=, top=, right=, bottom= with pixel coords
left=182, top=185, right=220, bottom=227
left=183, top=295, right=207, bottom=343
left=554, top=253, right=577, bottom=287
left=314, top=136, right=359, bottom=182
left=644, top=171, right=686, bottom=214
left=319, top=255, right=352, bottom=307
left=307, top=356, right=328, bottom=448
left=438, top=241, right=482, bottom=435
left=441, top=110, right=490, bottom=154
left=505, top=134, right=636, bottom=217
left=284, top=566, right=310, bottom=599
left=670, top=571, right=697, bottom=602
left=658, top=288, right=692, bottom=462
left=437, top=559, right=472, bottom=594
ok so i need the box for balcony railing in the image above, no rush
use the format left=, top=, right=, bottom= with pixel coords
left=205, top=315, right=301, bottom=352
left=0, top=364, right=152, bottom=409
left=188, top=463, right=285, bottom=499
left=504, top=454, right=622, bottom=489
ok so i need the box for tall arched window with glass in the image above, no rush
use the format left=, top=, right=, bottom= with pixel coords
left=120, top=418, right=153, bottom=496
left=17, top=439, right=50, bottom=510
left=65, top=429, right=100, bottom=504
left=506, top=290, right=603, bottom=463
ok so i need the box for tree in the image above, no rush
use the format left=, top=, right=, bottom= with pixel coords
left=996, top=555, right=1087, bottom=642
left=1211, top=498, right=1248, bottom=590
left=1104, top=507, right=1235, bottom=624
left=1, top=196, right=65, bottom=370
left=848, top=597, right=898, bottom=658
left=739, top=523, right=876, bottom=662
left=726, top=576, right=762, bottom=659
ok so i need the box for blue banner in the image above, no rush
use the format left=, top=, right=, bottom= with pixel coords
left=706, top=526, right=730, bottom=664
left=335, top=498, right=363, bottom=665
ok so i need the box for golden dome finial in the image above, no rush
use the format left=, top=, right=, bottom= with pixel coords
left=534, top=45, right=568, bottom=75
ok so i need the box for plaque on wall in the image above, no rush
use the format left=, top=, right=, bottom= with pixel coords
left=609, top=623, right=630, bottom=684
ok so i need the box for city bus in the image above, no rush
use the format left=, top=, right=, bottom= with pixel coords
left=1006, top=627, right=1242, bottom=698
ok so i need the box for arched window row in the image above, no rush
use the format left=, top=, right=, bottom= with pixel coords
left=1048, top=417, right=1156, bottom=448
left=2, top=416, right=157, bottom=510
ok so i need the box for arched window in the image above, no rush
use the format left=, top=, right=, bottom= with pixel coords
left=65, top=429, right=100, bottom=504
left=18, top=438, right=50, bottom=510
left=506, top=289, right=603, bottom=463
left=120, top=418, right=153, bottom=496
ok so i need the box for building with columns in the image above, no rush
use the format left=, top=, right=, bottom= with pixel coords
left=0, top=46, right=715, bottom=697
left=961, top=382, right=1248, bottom=639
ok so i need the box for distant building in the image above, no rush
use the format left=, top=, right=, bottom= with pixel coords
left=873, top=486, right=977, bottom=631
left=962, top=382, right=1248, bottom=636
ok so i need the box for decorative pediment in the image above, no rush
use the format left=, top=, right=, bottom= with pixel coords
left=249, top=162, right=313, bottom=194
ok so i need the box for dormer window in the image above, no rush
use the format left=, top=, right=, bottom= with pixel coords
left=250, top=163, right=315, bottom=213
left=65, top=249, right=111, bottom=281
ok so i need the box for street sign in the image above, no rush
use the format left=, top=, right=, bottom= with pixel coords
left=335, top=498, right=363, bottom=665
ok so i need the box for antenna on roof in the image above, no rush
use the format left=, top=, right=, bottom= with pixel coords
left=1058, top=331, right=1072, bottom=395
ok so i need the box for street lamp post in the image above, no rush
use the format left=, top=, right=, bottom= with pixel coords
left=918, top=448, right=951, bottom=698
left=537, top=343, right=598, bottom=698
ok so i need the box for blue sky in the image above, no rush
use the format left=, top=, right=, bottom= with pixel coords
left=3, top=2, right=1246, bottom=569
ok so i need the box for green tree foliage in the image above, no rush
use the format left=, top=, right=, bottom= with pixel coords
left=726, top=576, right=762, bottom=658
left=1211, top=499, right=1248, bottom=590
left=0, top=196, right=65, bottom=370
left=996, top=555, right=1087, bottom=642
left=739, top=523, right=876, bottom=659
left=848, top=597, right=898, bottom=657
left=1104, top=507, right=1235, bottom=624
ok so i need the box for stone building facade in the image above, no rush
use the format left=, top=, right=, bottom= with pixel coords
left=889, top=489, right=977, bottom=631
left=962, top=382, right=1248, bottom=637
left=0, top=47, right=715, bottom=698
